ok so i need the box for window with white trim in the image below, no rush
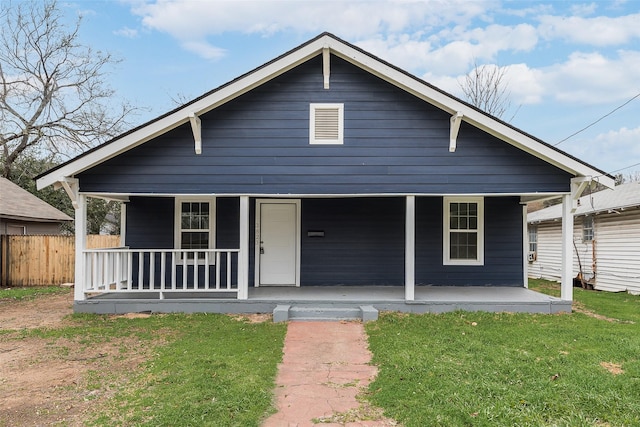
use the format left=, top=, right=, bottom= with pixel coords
left=443, top=197, right=484, bottom=265
left=310, top=103, right=343, bottom=144
left=582, top=216, right=594, bottom=242
left=175, top=198, right=215, bottom=258
left=528, top=226, right=537, bottom=253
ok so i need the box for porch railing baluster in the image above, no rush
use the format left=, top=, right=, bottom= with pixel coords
left=127, top=251, right=133, bottom=290
left=215, top=252, right=221, bottom=290
left=160, top=251, right=166, bottom=291
left=204, top=252, right=210, bottom=289
left=194, top=251, right=199, bottom=290
left=182, top=253, right=188, bottom=290
left=138, top=251, right=144, bottom=290
left=226, top=252, right=232, bottom=290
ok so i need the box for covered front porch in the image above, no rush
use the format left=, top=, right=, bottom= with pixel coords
left=75, top=284, right=570, bottom=317
left=71, top=191, right=582, bottom=316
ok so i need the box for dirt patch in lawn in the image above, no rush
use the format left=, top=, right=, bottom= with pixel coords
left=0, top=290, right=158, bottom=426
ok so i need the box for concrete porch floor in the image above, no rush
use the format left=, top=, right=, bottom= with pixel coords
left=75, top=285, right=570, bottom=315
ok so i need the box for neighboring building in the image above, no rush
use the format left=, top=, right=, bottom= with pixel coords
left=528, top=182, right=640, bottom=294
left=36, top=33, right=614, bottom=316
left=0, top=177, right=72, bottom=235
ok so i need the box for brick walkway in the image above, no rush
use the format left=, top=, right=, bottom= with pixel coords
left=262, top=321, right=397, bottom=427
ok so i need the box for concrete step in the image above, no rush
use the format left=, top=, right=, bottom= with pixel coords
left=273, top=304, right=378, bottom=323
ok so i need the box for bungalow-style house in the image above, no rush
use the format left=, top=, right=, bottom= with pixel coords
left=36, top=33, right=614, bottom=319
left=0, top=177, right=72, bottom=235
left=528, top=182, right=640, bottom=294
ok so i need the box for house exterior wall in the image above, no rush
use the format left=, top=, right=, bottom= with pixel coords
left=126, top=195, right=525, bottom=287
left=592, top=210, right=640, bottom=294
left=529, top=210, right=640, bottom=294
left=0, top=218, right=64, bottom=235
left=416, top=196, right=524, bottom=286
left=78, top=55, right=571, bottom=196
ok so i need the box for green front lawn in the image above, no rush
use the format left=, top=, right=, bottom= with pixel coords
left=366, top=280, right=640, bottom=426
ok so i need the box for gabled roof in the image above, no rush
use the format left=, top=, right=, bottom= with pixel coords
left=528, top=181, right=640, bottom=222
left=36, top=32, right=615, bottom=191
left=0, top=177, right=73, bottom=222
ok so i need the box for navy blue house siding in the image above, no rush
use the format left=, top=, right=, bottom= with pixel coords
left=300, top=198, right=405, bottom=285
left=78, top=54, right=571, bottom=195
left=415, top=196, right=524, bottom=286
left=124, top=195, right=523, bottom=287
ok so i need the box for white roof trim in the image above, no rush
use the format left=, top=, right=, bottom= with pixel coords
left=36, top=33, right=615, bottom=191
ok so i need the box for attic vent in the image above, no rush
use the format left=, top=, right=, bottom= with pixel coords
left=310, top=103, right=343, bottom=144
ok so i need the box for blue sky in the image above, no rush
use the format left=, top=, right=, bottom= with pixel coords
left=58, top=0, right=640, bottom=177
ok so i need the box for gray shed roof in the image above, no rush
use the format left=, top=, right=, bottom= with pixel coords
left=0, top=177, right=73, bottom=222
left=528, top=181, right=640, bottom=223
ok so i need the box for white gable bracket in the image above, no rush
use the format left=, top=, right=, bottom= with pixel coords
left=570, top=176, right=592, bottom=213
left=449, top=111, right=464, bottom=152
left=323, top=47, right=330, bottom=89
left=189, top=112, right=202, bottom=155
left=55, top=177, right=80, bottom=209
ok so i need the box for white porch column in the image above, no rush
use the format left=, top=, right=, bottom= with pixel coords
left=119, top=202, right=127, bottom=247
left=561, top=194, right=574, bottom=302
left=237, top=196, right=249, bottom=300
left=522, top=204, right=528, bottom=288
left=74, top=194, right=87, bottom=301
left=405, top=195, right=415, bottom=301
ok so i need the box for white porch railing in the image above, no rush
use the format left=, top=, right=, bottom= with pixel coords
left=82, top=248, right=239, bottom=298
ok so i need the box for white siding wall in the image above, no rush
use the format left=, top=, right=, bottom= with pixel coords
left=529, top=210, right=640, bottom=294
left=528, top=222, right=563, bottom=281
left=573, top=217, right=595, bottom=282
left=593, top=210, right=640, bottom=294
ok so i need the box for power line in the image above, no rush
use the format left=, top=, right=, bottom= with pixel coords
left=554, top=91, right=640, bottom=146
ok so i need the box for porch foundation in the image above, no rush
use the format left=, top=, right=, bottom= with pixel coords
left=74, top=286, right=571, bottom=316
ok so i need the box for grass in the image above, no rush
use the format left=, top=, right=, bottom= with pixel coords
left=89, top=314, right=286, bottom=427
left=366, top=280, right=640, bottom=427
left=0, top=285, right=69, bottom=300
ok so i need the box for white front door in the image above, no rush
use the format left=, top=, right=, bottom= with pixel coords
left=256, top=200, right=300, bottom=286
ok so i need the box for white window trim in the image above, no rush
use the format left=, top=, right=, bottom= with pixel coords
left=443, top=196, right=484, bottom=266
left=309, top=103, right=344, bottom=145
left=174, top=197, right=216, bottom=259
left=582, top=216, right=594, bottom=242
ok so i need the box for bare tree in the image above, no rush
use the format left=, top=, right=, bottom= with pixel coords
left=0, top=1, right=134, bottom=179
left=459, top=59, right=513, bottom=120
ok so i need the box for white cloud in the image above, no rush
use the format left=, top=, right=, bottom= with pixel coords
left=570, top=2, right=597, bottom=17
left=542, top=50, right=640, bottom=104
left=567, top=126, right=640, bottom=174
left=114, top=27, right=139, bottom=38
left=127, top=0, right=495, bottom=59
left=181, top=40, right=226, bottom=60
left=538, top=13, right=640, bottom=46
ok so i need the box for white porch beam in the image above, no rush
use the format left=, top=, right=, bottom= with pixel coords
left=405, top=195, right=416, bottom=301
left=449, top=111, right=464, bottom=152
left=75, top=194, right=87, bottom=301
left=322, top=47, right=330, bottom=89
left=189, top=112, right=202, bottom=155
left=238, top=196, right=249, bottom=300
left=560, top=194, right=574, bottom=302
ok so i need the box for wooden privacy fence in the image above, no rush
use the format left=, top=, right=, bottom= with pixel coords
left=0, top=235, right=121, bottom=287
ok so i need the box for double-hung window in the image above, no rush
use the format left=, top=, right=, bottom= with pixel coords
left=175, top=198, right=215, bottom=259
left=582, top=216, right=594, bottom=242
left=443, top=197, right=484, bottom=265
